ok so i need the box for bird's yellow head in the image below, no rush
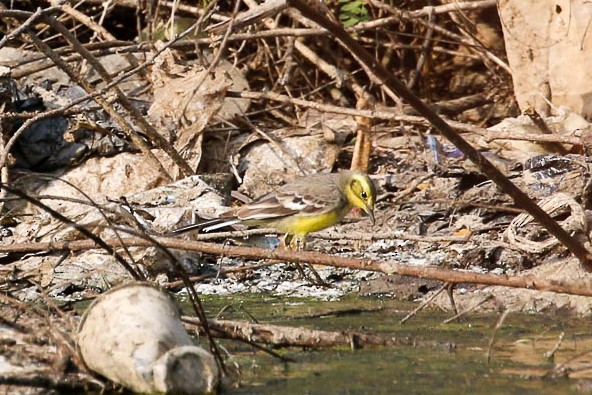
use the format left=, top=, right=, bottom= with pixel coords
left=343, top=171, right=376, bottom=225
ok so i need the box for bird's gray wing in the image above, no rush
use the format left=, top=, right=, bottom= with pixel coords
left=233, top=191, right=299, bottom=220
left=233, top=173, right=345, bottom=220
left=274, top=174, right=345, bottom=216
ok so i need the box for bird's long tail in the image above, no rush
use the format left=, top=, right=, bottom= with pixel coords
left=170, top=218, right=241, bottom=235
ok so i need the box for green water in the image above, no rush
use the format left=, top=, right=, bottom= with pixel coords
left=186, top=295, right=592, bottom=394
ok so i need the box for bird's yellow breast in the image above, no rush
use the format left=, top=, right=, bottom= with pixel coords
left=273, top=209, right=348, bottom=236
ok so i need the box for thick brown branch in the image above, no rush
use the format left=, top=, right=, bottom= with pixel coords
left=2, top=238, right=592, bottom=297
left=184, top=317, right=399, bottom=348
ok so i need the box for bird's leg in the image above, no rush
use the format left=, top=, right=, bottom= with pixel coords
left=279, top=234, right=298, bottom=250
left=278, top=234, right=329, bottom=286
left=288, top=234, right=328, bottom=287
left=279, top=234, right=290, bottom=249
left=279, top=234, right=305, bottom=251
left=280, top=234, right=308, bottom=277
left=289, top=235, right=306, bottom=251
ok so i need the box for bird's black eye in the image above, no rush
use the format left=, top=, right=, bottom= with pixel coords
left=361, top=191, right=368, bottom=199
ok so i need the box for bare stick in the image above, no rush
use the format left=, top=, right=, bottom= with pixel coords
left=400, top=283, right=447, bottom=324
left=486, top=309, right=510, bottom=363
left=3, top=237, right=592, bottom=298
left=442, top=294, right=494, bottom=324
left=0, top=6, right=60, bottom=49
left=184, top=317, right=400, bottom=348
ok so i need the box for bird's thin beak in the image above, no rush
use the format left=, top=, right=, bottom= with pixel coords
left=365, top=206, right=375, bottom=226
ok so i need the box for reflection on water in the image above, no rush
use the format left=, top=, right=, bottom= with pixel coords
left=184, top=294, right=592, bottom=395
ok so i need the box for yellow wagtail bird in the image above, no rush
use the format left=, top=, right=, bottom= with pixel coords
left=172, top=171, right=376, bottom=249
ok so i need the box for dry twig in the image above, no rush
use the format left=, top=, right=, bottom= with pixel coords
left=2, top=237, right=592, bottom=298
left=184, top=317, right=400, bottom=349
